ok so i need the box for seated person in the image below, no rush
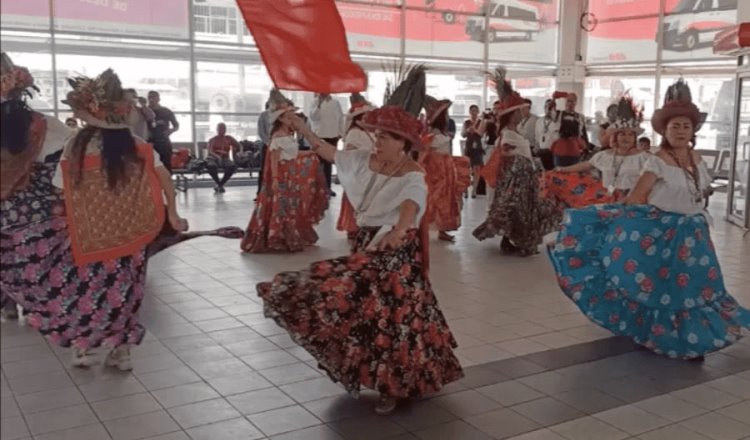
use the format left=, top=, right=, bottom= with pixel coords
left=206, top=122, right=240, bottom=193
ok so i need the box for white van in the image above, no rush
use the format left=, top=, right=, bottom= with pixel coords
left=465, top=0, right=541, bottom=43
left=662, top=0, right=737, bottom=51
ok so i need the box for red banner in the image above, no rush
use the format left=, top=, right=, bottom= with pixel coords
left=236, top=0, right=367, bottom=93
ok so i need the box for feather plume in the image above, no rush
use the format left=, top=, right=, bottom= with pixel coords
left=268, top=88, right=288, bottom=110
left=664, top=78, right=692, bottom=106
left=381, top=62, right=426, bottom=116
left=486, top=66, right=513, bottom=101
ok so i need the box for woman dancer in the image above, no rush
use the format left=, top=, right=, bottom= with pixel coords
left=1, top=68, right=241, bottom=369
left=545, top=95, right=649, bottom=208
left=548, top=79, right=749, bottom=360
left=0, top=53, right=71, bottom=319
left=337, top=93, right=374, bottom=239
left=257, top=66, right=463, bottom=415
left=474, top=67, right=560, bottom=256
left=241, top=90, right=329, bottom=252
left=421, top=96, right=471, bottom=242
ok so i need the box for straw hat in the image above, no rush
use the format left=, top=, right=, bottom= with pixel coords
left=651, top=78, right=706, bottom=135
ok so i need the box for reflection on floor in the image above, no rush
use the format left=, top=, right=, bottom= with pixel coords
left=2, top=186, right=748, bottom=440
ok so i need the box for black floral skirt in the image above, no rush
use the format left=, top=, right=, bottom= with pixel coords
left=257, top=227, right=464, bottom=399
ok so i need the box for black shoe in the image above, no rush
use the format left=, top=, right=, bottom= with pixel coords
left=329, top=191, right=337, bottom=197
left=214, top=185, right=221, bottom=193
left=219, top=186, right=226, bottom=193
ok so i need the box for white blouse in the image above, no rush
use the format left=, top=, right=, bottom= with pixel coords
left=335, top=149, right=427, bottom=227
left=430, top=131, right=452, bottom=155
left=642, top=155, right=711, bottom=216
left=589, top=150, right=650, bottom=191
left=39, top=115, right=73, bottom=161
left=344, top=127, right=374, bottom=151
left=269, top=135, right=299, bottom=161
left=499, top=128, right=532, bottom=159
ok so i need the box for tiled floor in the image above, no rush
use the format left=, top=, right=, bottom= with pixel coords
left=1, top=185, right=749, bottom=440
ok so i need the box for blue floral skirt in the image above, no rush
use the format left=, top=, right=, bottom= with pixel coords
left=547, top=204, right=750, bottom=359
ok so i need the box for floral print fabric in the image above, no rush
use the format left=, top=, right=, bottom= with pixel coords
left=423, top=153, right=471, bottom=232
left=474, top=155, right=561, bottom=256
left=242, top=151, right=329, bottom=253
left=548, top=204, right=750, bottom=359
left=257, top=227, right=464, bottom=398
left=542, top=171, right=618, bottom=209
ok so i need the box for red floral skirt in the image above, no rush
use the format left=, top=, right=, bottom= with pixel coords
left=241, top=152, right=329, bottom=253
left=424, top=153, right=471, bottom=232
left=542, top=171, right=621, bottom=209
left=336, top=193, right=358, bottom=233
left=257, top=227, right=464, bottom=398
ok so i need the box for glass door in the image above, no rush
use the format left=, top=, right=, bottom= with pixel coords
left=727, top=74, right=750, bottom=229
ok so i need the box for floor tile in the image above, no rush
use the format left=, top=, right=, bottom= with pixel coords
left=137, top=367, right=201, bottom=391
left=594, top=405, right=671, bottom=436
left=476, top=380, right=545, bottom=406
left=679, top=412, right=750, bottom=440
left=465, top=408, right=541, bottom=439
left=388, top=401, right=457, bottom=432
left=91, top=393, right=163, bottom=421
left=671, top=384, right=744, bottom=410
left=151, top=382, right=220, bottom=409
left=167, top=398, right=240, bottom=429
left=240, top=349, right=298, bottom=370
left=636, top=425, right=712, bottom=440
left=104, top=410, right=181, bottom=440
left=280, top=377, right=346, bottom=403
left=506, top=429, right=568, bottom=440
left=78, top=376, right=146, bottom=402
left=34, top=423, right=112, bottom=440
left=248, top=405, right=321, bottom=437
left=258, top=363, right=322, bottom=386
left=15, top=386, right=85, bottom=414
left=413, top=420, right=494, bottom=440
left=0, top=415, right=30, bottom=440
left=25, top=403, right=99, bottom=436
left=718, top=400, right=750, bottom=424
left=185, top=417, right=265, bottom=440
left=511, top=397, right=585, bottom=426
left=550, top=416, right=629, bottom=440
left=552, top=388, right=626, bottom=414
left=329, top=415, right=406, bottom=440
left=269, top=425, right=345, bottom=440
left=227, top=387, right=296, bottom=415
left=633, top=394, right=708, bottom=422
left=206, top=372, right=274, bottom=396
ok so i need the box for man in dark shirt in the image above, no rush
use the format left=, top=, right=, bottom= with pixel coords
left=147, top=91, right=179, bottom=173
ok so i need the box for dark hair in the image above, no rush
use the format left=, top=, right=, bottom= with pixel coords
left=0, top=100, right=34, bottom=155
left=469, top=105, right=479, bottom=111
left=430, top=109, right=448, bottom=133
left=65, top=117, right=77, bottom=125
left=147, top=90, right=159, bottom=97
left=496, top=110, right=516, bottom=134
left=124, top=88, right=136, bottom=95
left=523, top=98, right=532, bottom=106
left=71, top=126, right=142, bottom=189
left=270, top=118, right=286, bottom=138
left=347, top=113, right=365, bottom=134
left=638, top=136, right=651, bottom=145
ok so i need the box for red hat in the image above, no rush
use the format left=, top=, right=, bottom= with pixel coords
left=552, top=91, right=569, bottom=100
left=359, top=105, right=424, bottom=147
left=424, top=95, right=452, bottom=124
left=487, top=66, right=529, bottom=117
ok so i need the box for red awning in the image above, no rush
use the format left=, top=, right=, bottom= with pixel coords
left=713, top=23, right=750, bottom=56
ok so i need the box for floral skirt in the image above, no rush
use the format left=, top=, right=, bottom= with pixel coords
left=242, top=152, right=329, bottom=253
left=474, top=155, right=561, bottom=256
left=337, top=193, right=358, bottom=233
left=256, top=227, right=464, bottom=398
left=542, top=171, right=620, bottom=209
left=424, top=154, right=471, bottom=232
left=1, top=159, right=244, bottom=349
left=548, top=204, right=750, bottom=359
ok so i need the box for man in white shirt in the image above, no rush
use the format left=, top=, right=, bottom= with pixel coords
left=535, top=99, right=558, bottom=170
left=310, top=93, right=343, bottom=196
left=518, top=98, right=539, bottom=152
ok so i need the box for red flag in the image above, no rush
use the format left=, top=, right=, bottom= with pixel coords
left=236, top=0, right=367, bottom=93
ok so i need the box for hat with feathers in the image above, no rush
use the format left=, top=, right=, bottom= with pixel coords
left=358, top=63, right=427, bottom=146
left=1, top=53, right=38, bottom=103
left=605, top=93, right=644, bottom=135
left=651, top=78, right=706, bottom=135
left=424, top=95, right=452, bottom=125
left=62, top=69, right=132, bottom=129
left=267, top=88, right=297, bottom=126
left=488, top=66, right=528, bottom=117
left=345, top=93, right=374, bottom=132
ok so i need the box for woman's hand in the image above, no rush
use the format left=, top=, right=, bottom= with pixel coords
left=168, top=211, right=189, bottom=232
left=377, top=228, right=407, bottom=251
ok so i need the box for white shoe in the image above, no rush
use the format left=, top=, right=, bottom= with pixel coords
left=105, top=346, right=133, bottom=371
left=71, top=349, right=97, bottom=368
left=375, top=395, right=397, bottom=415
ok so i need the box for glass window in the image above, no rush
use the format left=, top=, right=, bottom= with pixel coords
left=55, top=54, right=191, bottom=112
left=585, top=77, right=657, bottom=143
left=0, top=0, right=50, bottom=31
left=659, top=75, right=736, bottom=150
left=404, top=10, right=484, bottom=60
left=196, top=61, right=272, bottom=115
left=195, top=113, right=259, bottom=143
left=335, top=2, right=402, bottom=55
left=486, top=0, right=560, bottom=64
left=193, top=0, right=253, bottom=45
left=586, top=17, right=659, bottom=64
left=661, top=0, right=737, bottom=62
left=53, top=0, right=189, bottom=39
left=589, top=0, right=660, bottom=20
